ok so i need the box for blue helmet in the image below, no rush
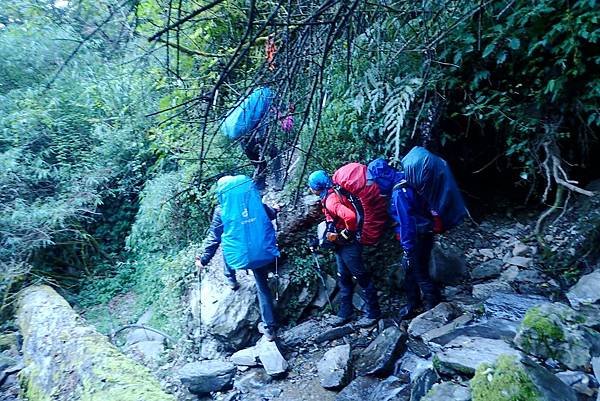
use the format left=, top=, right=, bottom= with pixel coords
left=367, top=158, right=402, bottom=195
left=308, top=170, right=332, bottom=193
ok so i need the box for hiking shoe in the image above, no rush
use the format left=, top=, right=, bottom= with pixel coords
left=227, top=278, right=240, bottom=291
left=331, top=315, right=353, bottom=327
left=258, top=323, right=277, bottom=341
left=398, top=304, right=419, bottom=321
left=356, top=316, right=379, bottom=328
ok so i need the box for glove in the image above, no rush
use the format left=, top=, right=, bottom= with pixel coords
left=395, top=233, right=401, bottom=241
left=339, top=229, right=355, bottom=241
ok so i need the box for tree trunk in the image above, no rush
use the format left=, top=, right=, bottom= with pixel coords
left=16, top=285, right=175, bottom=401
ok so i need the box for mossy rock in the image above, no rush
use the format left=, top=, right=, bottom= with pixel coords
left=471, top=355, right=541, bottom=401
left=515, top=303, right=599, bottom=370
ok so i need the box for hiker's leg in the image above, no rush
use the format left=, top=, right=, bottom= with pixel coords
left=334, top=247, right=354, bottom=319
left=340, top=242, right=380, bottom=319
left=402, top=254, right=422, bottom=309
left=222, top=260, right=237, bottom=282
left=252, top=264, right=276, bottom=328
left=415, top=234, right=440, bottom=308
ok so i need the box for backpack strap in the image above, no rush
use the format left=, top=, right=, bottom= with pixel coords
left=332, top=185, right=364, bottom=241
left=392, top=179, right=409, bottom=192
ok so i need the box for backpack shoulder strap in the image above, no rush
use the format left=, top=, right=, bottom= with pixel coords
left=392, top=179, right=409, bottom=192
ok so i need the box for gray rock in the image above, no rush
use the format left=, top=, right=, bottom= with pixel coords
left=179, top=360, right=236, bottom=395
left=411, top=367, right=440, bottom=401
left=312, top=274, right=337, bottom=309
left=395, top=353, right=440, bottom=401
left=317, top=344, right=352, bottom=389
left=335, top=375, right=410, bottom=401
left=514, top=302, right=600, bottom=371
left=370, top=376, right=411, bottom=401
left=429, top=243, right=468, bottom=285
left=407, top=338, right=432, bottom=358
left=484, top=292, right=548, bottom=321
left=428, top=318, right=519, bottom=345
left=280, top=320, right=321, bottom=348
left=479, top=248, right=495, bottom=259
left=521, top=357, right=579, bottom=401
left=230, top=347, right=259, bottom=367
left=421, top=313, right=474, bottom=344
left=335, top=376, right=381, bottom=401
left=198, top=335, right=227, bottom=360
left=255, top=338, right=288, bottom=376
left=507, top=256, right=533, bottom=268
left=556, top=370, right=598, bottom=397
left=434, top=336, right=521, bottom=377
left=234, top=369, right=273, bottom=393
left=593, top=357, right=600, bottom=383
left=472, top=280, right=513, bottom=300
left=191, top=253, right=261, bottom=350
left=422, top=382, right=471, bottom=401
left=500, top=265, right=520, bottom=282
left=513, top=242, right=531, bottom=257
left=314, top=325, right=355, bottom=343
left=0, top=333, right=19, bottom=352
left=471, top=259, right=504, bottom=280
left=568, top=270, right=600, bottom=309
left=408, top=303, right=461, bottom=338
left=356, top=326, right=407, bottom=376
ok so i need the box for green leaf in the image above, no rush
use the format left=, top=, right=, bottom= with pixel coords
left=482, top=43, right=496, bottom=58
left=508, top=38, right=521, bottom=50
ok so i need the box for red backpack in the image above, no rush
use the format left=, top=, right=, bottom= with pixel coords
left=331, top=163, right=388, bottom=246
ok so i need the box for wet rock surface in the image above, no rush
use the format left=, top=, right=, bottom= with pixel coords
left=356, top=326, right=407, bottom=376
left=179, top=360, right=236, bottom=395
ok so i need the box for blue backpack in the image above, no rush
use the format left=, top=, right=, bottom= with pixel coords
left=401, top=146, right=468, bottom=230
left=217, top=175, right=279, bottom=270
left=221, top=87, right=273, bottom=140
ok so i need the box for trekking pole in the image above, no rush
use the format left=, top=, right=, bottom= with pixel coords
left=310, top=251, right=334, bottom=312
left=194, top=253, right=203, bottom=333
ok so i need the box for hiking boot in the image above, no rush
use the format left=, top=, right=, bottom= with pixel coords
left=398, top=304, right=419, bottom=321
left=227, top=278, right=240, bottom=291
left=331, top=315, right=353, bottom=327
left=356, top=316, right=379, bottom=328
left=258, top=323, right=277, bottom=341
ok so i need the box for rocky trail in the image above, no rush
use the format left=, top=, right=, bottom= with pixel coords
left=2, top=188, right=600, bottom=401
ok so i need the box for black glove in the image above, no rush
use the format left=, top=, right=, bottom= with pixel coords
left=339, top=229, right=355, bottom=241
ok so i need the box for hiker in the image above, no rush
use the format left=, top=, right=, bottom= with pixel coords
left=367, top=158, right=443, bottom=320
left=308, top=170, right=381, bottom=327
left=221, top=87, right=276, bottom=189
left=195, top=175, right=280, bottom=340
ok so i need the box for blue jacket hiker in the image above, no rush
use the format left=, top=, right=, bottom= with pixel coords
left=197, top=175, right=279, bottom=341
left=367, top=158, right=442, bottom=320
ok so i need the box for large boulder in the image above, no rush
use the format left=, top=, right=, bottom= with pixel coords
left=471, top=355, right=578, bottom=401
left=433, top=336, right=521, bottom=377
left=429, top=243, right=468, bottom=285
left=190, top=251, right=261, bottom=350
left=427, top=318, right=519, bottom=346
left=178, top=360, right=236, bottom=395
left=356, top=326, right=407, bottom=376
left=514, top=302, right=600, bottom=370
left=16, top=285, right=175, bottom=401
left=395, top=352, right=440, bottom=401
left=471, top=259, right=504, bottom=281
left=317, top=344, right=352, bottom=389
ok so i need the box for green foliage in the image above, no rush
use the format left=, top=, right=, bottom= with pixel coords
left=471, top=355, right=540, bottom=401
left=522, top=306, right=565, bottom=344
